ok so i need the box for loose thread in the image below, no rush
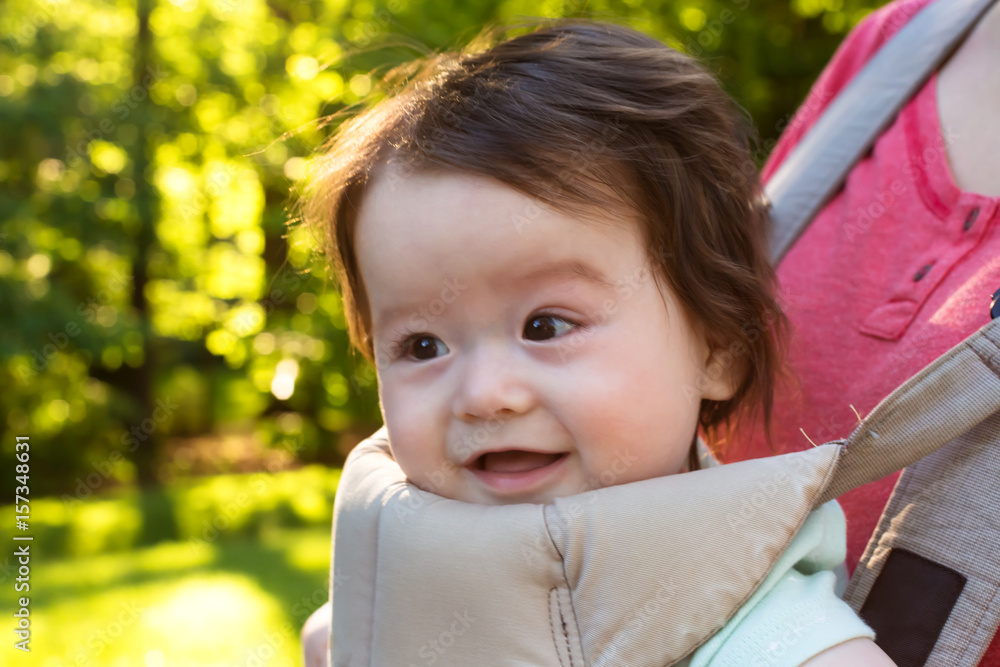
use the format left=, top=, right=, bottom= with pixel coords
left=849, top=404, right=880, bottom=439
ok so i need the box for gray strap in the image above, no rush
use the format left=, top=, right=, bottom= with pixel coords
left=845, top=412, right=1000, bottom=666
left=764, top=0, right=1000, bottom=264
left=833, top=320, right=1000, bottom=666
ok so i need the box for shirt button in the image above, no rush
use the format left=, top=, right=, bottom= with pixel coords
left=913, top=264, right=933, bottom=282
left=964, top=207, right=980, bottom=231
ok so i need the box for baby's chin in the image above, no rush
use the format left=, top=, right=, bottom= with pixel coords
left=401, top=475, right=556, bottom=505
left=401, top=457, right=687, bottom=506
left=404, top=473, right=604, bottom=506
left=403, top=478, right=509, bottom=504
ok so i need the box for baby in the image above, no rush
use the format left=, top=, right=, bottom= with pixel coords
left=299, top=18, right=895, bottom=666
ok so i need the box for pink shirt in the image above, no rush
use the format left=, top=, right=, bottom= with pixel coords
left=721, top=0, right=1000, bottom=663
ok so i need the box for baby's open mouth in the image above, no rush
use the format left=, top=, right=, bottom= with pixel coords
left=472, top=450, right=567, bottom=473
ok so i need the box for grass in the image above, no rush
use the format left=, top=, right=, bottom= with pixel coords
left=1, top=527, right=331, bottom=666
left=0, top=468, right=340, bottom=666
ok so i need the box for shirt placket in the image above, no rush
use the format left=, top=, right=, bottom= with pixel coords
left=859, top=197, right=997, bottom=341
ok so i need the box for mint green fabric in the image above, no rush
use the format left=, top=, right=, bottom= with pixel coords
left=688, top=499, right=875, bottom=667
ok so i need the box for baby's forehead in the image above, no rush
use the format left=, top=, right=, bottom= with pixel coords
left=355, top=169, right=661, bottom=307
left=362, top=163, right=645, bottom=238
left=355, top=172, right=661, bottom=315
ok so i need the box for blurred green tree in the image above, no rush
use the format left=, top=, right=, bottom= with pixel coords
left=0, top=0, right=889, bottom=498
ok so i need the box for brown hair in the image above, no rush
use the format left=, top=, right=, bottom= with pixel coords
left=295, top=18, right=789, bottom=461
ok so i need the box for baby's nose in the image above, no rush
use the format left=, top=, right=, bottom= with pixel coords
left=451, top=342, right=535, bottom=423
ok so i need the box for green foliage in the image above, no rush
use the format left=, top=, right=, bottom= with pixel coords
left=0, top=0, right=891, bottom=495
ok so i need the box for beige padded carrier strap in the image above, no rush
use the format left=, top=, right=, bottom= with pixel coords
left=329, top=430, right=846, bottom=667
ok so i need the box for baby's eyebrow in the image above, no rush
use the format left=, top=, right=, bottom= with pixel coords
left=371, top=260, right=617, bottom=332
left=515, top=260, right=617, bottom=289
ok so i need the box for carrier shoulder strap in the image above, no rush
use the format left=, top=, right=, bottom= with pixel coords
left=764, top=0, right=999, bottom=264
left=762, top=0, right=1000, bottom=665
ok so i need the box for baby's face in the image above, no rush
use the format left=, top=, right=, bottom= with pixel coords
left=354, top=167, right=735, bottom=505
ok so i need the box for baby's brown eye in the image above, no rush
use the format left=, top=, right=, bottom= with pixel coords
left=524, top=315, right=574, bottom=341
left=408, top=336, right=445, bottom=361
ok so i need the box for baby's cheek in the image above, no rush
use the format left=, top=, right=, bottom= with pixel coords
left=393, top=445, right=438, bottom=493
left=396, top=426, right=456, bottom=492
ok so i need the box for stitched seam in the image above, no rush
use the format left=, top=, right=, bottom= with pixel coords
left=549, top=588, right=567, bottom=667
left=966, top=328, right=1000, bottom=377
left=543, top=506, right=587, bottom=660
left=955, top=577, right=1000, bottom=664
left=556, top=588, right=576, bottom=667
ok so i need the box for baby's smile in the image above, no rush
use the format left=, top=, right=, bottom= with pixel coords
left=466, top=449, right=571, bottom=496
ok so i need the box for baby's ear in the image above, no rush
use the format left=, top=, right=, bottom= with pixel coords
left=700, top=346, right=740, bottom=402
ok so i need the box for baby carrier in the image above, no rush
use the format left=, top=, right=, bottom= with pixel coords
left=326, top=0, right=1000, bottom=664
